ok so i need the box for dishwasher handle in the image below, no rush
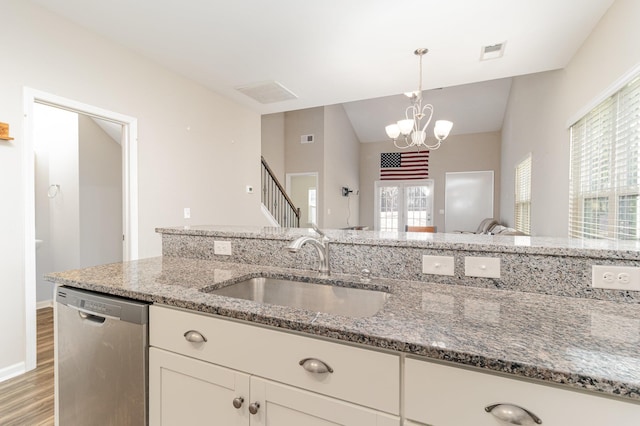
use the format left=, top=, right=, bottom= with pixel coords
left=78, top=310, right=107, bottom=324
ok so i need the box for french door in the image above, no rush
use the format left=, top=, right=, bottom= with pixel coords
left=374, top=180, right=434, bottom=232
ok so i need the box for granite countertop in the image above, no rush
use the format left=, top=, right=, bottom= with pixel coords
left=46, top=256, right=640, bottom=402
left=157, top=225, right=640, bottom=260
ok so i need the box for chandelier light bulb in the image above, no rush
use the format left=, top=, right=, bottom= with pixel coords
left=434, top=120, right=453, bottom=141
left=385, top=124, right=401, bottom=139
left=398, top=119, right=414, bottom=135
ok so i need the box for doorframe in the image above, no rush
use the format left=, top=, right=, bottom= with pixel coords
left=286, top=172, right=319, bottom=226
left=374, top=179, right=435, bottom=231
left=22, top=87, right=139, bottom=371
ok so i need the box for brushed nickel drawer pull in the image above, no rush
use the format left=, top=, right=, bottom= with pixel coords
left=183, top=330, right=207, bottom=343
left=249, top=402, right=260, bottom=415
left=299, top=357, right=334, bottom=374
left=485, top=403, right=542, bottom=424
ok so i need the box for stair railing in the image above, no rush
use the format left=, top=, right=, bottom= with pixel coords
left=261, top=156, right=300, bottom=227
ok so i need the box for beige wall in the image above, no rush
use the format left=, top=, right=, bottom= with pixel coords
left=284, top=107, right=325, bottom=226
left=261, top=113, right=285, bottom=183
left=1, top=0, right=266, bottom=377
left=500, top=0, right=640, bottom=237
left=79, top=116, right=123, bottom=268
left=359, top=132, right=501, bottom=230
left=323, top=105, right=360, bottom=228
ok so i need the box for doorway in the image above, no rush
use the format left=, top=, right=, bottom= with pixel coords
left=286, top=172, right=319, bottom=227
left=33, top=104, right=124, bottom=306
left=22, top=88, right=139, bottom=372
left=374, top=179, right=435, bottom=232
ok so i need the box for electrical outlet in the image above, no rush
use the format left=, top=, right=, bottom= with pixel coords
left=183, top=208, right=191, bottom=219
left=464, top=257, right=501, bottom=278
left=422, top=255, right=455, bottom=276
left=213, top=241, right=232, bottom=256
left=592, top=265, right=640, bottom=290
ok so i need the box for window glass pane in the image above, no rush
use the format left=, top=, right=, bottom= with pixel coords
left=308, top=188, right=317, bottom=225
left=378, top=186, right=398, bottom=232
left=618, top=194, right=638, bottom=240
left=583, top=197, right=608, bottom=239
left=405, top=185, right=431, bottom=227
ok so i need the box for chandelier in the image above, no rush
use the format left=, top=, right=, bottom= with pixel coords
left=385, top=48, right=453, bottom=150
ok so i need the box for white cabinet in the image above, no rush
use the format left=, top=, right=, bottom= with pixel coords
left=149, top=305, right=401, bottom=426
left=404, top=358, right=640, bottom=426
left=149, top=347, right=249, bottom=426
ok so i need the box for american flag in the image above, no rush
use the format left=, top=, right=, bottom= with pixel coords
left=380, top=151, right=429, bottom=180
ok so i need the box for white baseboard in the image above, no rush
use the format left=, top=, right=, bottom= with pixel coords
left=0, top=361, right=26, bottom=383
left=37, top=299, right=54, bottom=310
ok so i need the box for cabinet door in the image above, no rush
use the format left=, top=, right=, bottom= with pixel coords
left=405, top=358, right=640, bottom=426
left=249, top=376, right=400, bottom=426
left=149, top=347, right=250, bottom=426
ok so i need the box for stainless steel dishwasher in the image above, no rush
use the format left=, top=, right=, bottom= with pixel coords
left=55, top=286, right=149, bottom=425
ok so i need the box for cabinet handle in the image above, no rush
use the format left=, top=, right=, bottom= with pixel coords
left=485, top=403, right=542, bottom=424
left=249, top=402, right=260, bottom=415
left=183, top=330, right=207, bottom=343
left=232, top=397, right=244, bottom=409
left=299, top=357, right=334, bottom=374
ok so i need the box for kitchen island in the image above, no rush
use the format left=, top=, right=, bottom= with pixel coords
left=48, top=227, right=640, bottom=426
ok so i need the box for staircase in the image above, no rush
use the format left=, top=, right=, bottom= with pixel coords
left=261, top=156, right=300, bottom=227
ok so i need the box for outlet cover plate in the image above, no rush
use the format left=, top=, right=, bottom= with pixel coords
left=592, top=265, right=640, bottom=291
left=214, top=241, right=232, bottom=256
left=422, top=255, right=455, bottom=276
left=465, top=257, right=501, bottom=278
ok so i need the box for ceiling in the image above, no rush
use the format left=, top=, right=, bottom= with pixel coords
left=31, top=0, right=615, bottom=139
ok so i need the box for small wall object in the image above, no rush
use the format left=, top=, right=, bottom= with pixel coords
left=0, top=122, right=14, bottom=141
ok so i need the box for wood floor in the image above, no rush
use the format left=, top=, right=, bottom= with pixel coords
left=0, top=308, right=55, bottom=426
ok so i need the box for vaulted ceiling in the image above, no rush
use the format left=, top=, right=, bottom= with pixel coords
left=32, top=0, right=616, bottom=139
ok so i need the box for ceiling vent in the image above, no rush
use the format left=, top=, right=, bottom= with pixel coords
left=480, top=42, right=506, bottom=61
left=235, top=81, right=298, bottom=104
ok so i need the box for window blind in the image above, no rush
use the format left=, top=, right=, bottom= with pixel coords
left=514, top=154, right=531, bottom=235
left=569, top=75, right=640, bottom=240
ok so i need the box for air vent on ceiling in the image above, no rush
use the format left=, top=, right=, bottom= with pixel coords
left=480, top=42, right=506, bottom=61
left=235, top=81, right=298, bottom=104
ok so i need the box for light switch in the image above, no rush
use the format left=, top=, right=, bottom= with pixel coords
left=422, top=255, right=455, bottom=276
left=465, top=257, right=500, bottom=278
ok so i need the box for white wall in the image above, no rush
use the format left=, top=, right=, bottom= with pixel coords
left=33, top=104, right=80, bottom=305
left=323, top=105, right=360, bottom=229
left=79, top=115, right=123, bottom=268
left=0, top=0, right=266, bottom=379
left=500, top=0, right=640, bottom=237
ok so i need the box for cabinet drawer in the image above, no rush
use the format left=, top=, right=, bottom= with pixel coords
left=150, top=305, right=400, bottom=415
left=405, top=358, right=640, bottom=426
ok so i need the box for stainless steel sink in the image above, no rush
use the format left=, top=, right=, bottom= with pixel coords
left=204, top=277, right=389, bottom=318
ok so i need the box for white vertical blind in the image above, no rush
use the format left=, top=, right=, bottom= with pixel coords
left=514, top=154, right=531, bottom=235
left=569, top=75, right=640, bottom=240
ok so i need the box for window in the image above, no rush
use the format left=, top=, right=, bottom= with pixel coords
left=569, top=75, right=640, bottom=240
left=308, top=188, right=317, bottom=225
left=375, top=180, right=434, bottom=232
left=514, top=154, right=531, bottom=235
